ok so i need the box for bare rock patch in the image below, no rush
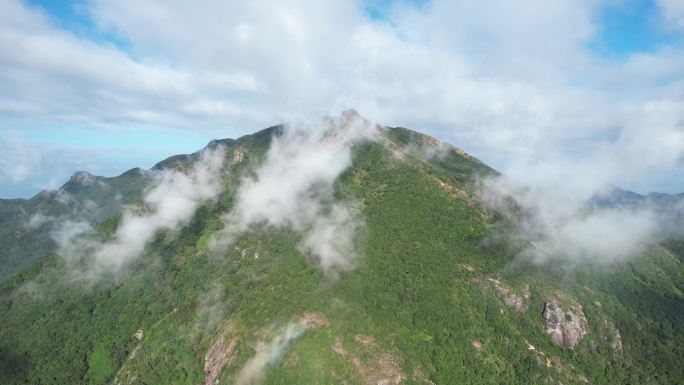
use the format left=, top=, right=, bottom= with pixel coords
left=541, top=297, right=588, bottom=349
left=204, top=322, right=238, bottom=385
left=298, top=312, right=330, bottom=330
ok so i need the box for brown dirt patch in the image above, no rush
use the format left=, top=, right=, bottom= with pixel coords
left=351, top=335, right=406, bottom=385
left=332, top=338, right=348, bottom=356
left=298, top=312, right=330, bottom=330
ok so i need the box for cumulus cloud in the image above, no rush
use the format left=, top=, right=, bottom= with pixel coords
left=0, top=0, right=273, bottom=130
left=211, top=111, right=377, bottom=276
left=234, top=323, right=304, bottom=385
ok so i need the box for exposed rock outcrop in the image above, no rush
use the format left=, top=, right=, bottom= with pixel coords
left=332, top=335, right=406, bottom=385
left=541, top=297, right=588, bottom=349
left=204, top=323, right=238, bottom=385
left=601, top=318, right=623, bottom=357
left=232, top=147, right=246, bottom=163
left=332, top=338, right=348, bottom=356
left=298, top=312, right=329, bottom=330
left=428, top=175, right=474, bottom=205
left=352, top=335, right=405, bottom=385
left=471, top=340, right=483, bottom=352
left=477, top=277, right=531, bottom=313
left=70, top=171, right=94, bottom=185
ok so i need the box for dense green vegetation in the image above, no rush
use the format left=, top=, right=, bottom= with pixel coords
left=0, top=125, right=682, bottom=384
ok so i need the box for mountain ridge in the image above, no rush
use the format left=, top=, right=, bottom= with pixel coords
left=0, top=115, right=682, bottom=385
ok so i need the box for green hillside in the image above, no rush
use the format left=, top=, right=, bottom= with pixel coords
left=0, top=119, right=682, bottom=385
left=0, top=168, right=153, bottom=282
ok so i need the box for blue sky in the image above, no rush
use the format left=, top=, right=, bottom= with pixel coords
left=591, top=0, right=681, bottom=57
left=24, top=0, right=130, bottom=50
left=1, top=0, right=683, bottom=198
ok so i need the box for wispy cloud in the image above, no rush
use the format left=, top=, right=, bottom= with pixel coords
left=46, top=146, right=226, bottom=280
left=479, top=175, right=672, bottom=265
left=234, top=323, right=304, bottom=385
left=657, top=0, right=684, bottom=30
left=89, top=146, right=225, bottom=273
left=0, top=133, right=41, bottom=182
left=211, top=111, right=377, bottom=277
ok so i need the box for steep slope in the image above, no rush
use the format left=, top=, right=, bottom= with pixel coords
left=0, top=169, right=154, bottom=281
left=0, top=114, right=682, bottom=385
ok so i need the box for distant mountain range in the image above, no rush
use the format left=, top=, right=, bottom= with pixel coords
left=590, top=184, right=684, bottom=210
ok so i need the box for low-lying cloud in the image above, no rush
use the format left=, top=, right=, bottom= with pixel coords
left=196, top=283, right=229, bottom=332
left=47, top=146, right=226, bottom=279
left=480, top=175, right=672, bottom=265
left=211, top=111, right=377, bottom=277
left=92, top=147, right=225, bottom=271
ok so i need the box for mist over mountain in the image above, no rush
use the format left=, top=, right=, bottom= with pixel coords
left=0, top=112, right=682, bottom=384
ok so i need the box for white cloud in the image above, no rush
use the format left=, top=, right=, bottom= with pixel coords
left=89, top=146, right=225, bottom=273
left=43, top=146, right=226, bottom=279
left=211, top=111, right=377, bottom=276
left=3, top=0, right=681, bottom=268
left=657, top=0, right=684, bottom=30
left=0, top=134, right=104, bottom=196
left=0, top=0, right=682, bottom=197
left=51, top=220, right=94, bottom=256
left=480, top=175, right=663, bottom=265
left=0, top=133, right=42, bottom=182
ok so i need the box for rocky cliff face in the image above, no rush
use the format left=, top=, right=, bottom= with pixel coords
left=541, top=297, right=588, bottom=349
left=477, top=277, right=532, bottom=313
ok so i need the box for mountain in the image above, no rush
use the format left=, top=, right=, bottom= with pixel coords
left=0, top=168, right=153, bottom=281
left=0, top=112, right=682, bottom=385
left=590, top=184, right=684, bottom=212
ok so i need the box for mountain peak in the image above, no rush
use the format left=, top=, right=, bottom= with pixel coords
left=341, top=109, right=362, bottom=120
left=68, top=171, right=94, bottom=185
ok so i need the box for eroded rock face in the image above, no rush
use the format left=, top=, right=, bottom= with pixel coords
left=298, top=312, right=329, bottom=330
left=332, top=338, right=348, bottom=356
left=601, top=318, right=623, bottom=357
left=351, top=335, right=406, bottom=385
left=502, top=284, right=531, bottom=312
left=204, top=323, right=237, bottom=385
left=541, top=298, right=588, bottom=349
left=332, top=335, right=406, bottom=385
left=232, top=147, right=246, bottom=163
left=477, top=277, right=531, bottom=313
left=610, top=326, right=623, bottom=354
